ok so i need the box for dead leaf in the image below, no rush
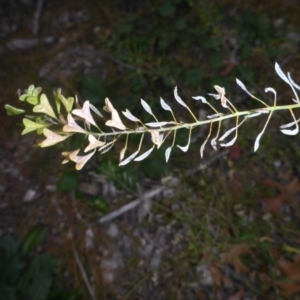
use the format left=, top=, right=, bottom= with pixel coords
left=209, top=262, right=222, bottom=287
left=262, top=177, right=300, bottom=214
left=222, top=244, right=253, bottom=274
left=220, top=61, right=236, bottom=76
left=276, top=255, right=300, bottom=298
left=228, top=145, right=243, bottom=160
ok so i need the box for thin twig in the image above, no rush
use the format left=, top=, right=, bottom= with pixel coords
left=98, top=150, right=228, bottom=223
left=73, top=247, right=97, bottom=300
left=98, top=186, right=164, bottom=223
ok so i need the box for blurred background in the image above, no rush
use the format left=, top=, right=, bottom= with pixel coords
left=1, top=0, right=300, bottom=299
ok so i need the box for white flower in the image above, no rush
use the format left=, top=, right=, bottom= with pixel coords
left=208, top=85, right=228, bottom=108
left=69, top=150, right=96, bottom=170
left=103, top=98, right=126, bottom=130
left=72, top=100, right=97, bottom=127
left=63, top=114, right=87, bottom=134
left=84, top=135, right=105, bottom=152
left=150, top=130, right=163, bottom=149
left=40, top=128, right=69, bottom=147
left=61, top=149, right=80, bottom=164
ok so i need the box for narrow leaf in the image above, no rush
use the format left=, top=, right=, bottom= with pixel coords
left=265, top=87, right=276, bottom=95
left=174, top=86, right=187, bottom=107
left=219, top=126, right=238, bottom=141
left=208, top=93, right=220, bottom=100
left=134, top=146, right=155, bottom=161
left=211, top=138, right=217, bottom=150
left=281, top=127, right=299, bottom=135
left=254, top=113, right=273, bottom=152
left=140, top=99, right=153, bottom=115
left=248, top=112, right=262, bottom=118
left=160, top=97, right=173, bottom=111
left=192, top=96, right=207, bottom=103
left=146, top=121, right=175, bottom=127
left=200, top=140, right=207, bottom=158
left=22, top=226, right=46, bottom=255
left=119, top=147, right=126, bottom=162
left=236, top=78, right=254, bottom=97
left=254, top=131, right=264, bottom=152
left=219, top=118, right=246, bottom=145
left=280, top=120, right=298, bottom=129
left=89, top=103, right=103, bottom=118
left=122, top=109, right=140, bottom=122
left=119, top=151, right=139, bottom=166
left=5, top=104, right=25, bottom=115
left=207, top=113, right=223, bottom=119
left=165, top=146, right=172, bottom=162
left=288, top=72, right=300, bottom=90
left=176, top=128, right=191, bottom=152
left=275, top=62, right=289, bottom=84
left=98, top=141, right=115, bottom=153
left=100, top=142, right=115, bottom=154
left=220, top=135, right=238, bottom=147
left=274, top=64, right=299, bottom=103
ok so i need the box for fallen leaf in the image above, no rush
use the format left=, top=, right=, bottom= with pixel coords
left=262, top=177, right=300, bottom=214
left=222, top=244, right=253, bottom=274
left=276, top=254, right=300, bottom=298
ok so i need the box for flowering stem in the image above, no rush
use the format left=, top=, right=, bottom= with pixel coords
left=89, top=102, right=300, bottom=138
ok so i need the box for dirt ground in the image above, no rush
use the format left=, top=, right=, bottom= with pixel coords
left=1, top=1, right=300, bottom=299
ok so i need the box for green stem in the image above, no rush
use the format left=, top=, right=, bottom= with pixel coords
left=89, top=102, right=300, bottom=138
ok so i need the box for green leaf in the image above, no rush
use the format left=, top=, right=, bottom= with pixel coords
left=54, top=89, right=62, bottom=114
left=57, top=171, right=79, bottom=193
left=21, top=118, right=47, bottom=135
left=32, top=87, right=42, bottom=97
left=91, top=197, right=110, bottom=213
left=33, top=94, right=57, bottom=119
left=36, top=127, right=44, bottom=135
left=4, top=104, right=25, bottom=116
left=27, top=85, right=35, bottom=96
left=22, top=226, right=47, bottom=256
left=56, top=93, right=74, bottom=113
left=19, top=94, right=27, bottom=101
left=19, top=254, right=55, bottom=300
left=65, top=97, right=74, bottom=113
left=26, top=96, right=39, bottom=105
